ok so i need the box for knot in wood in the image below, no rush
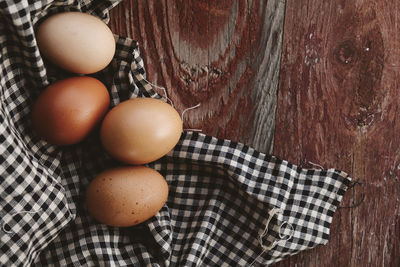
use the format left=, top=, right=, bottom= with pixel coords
left=334, top=40, right=357, bottom=66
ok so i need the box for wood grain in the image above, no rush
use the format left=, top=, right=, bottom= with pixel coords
left=109, top=0, right=286, bottom=154
left=274, top=0, right=400, bottom=266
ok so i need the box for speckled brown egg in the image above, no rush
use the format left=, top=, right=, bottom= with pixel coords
left=85, top=166, right=168, bottom=227
left=100, top=98, right=183, bottom=165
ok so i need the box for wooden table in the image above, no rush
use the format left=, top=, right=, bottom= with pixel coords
left=109, top=1, right=400, bottom=266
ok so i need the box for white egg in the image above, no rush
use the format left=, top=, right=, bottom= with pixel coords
left=36, top=12, right=116, bottom=74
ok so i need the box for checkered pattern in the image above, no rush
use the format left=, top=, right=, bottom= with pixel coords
left=0, top=0, right=352, bottom=266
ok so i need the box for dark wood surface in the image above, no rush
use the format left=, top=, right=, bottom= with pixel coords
left=109, top=0, right=286, bottom=154
left=109, top=1, right=400, bottom=266
left=274, top=1, right=400, bottom=266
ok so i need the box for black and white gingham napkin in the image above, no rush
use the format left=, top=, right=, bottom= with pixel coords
left=0, top=0, right=352, bottom=266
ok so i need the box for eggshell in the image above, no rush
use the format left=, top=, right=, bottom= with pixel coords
left=32, top=76, right=110, bottom=145
left=85, top=166, right=168, bottom=227
left=36, top=12, right=116, bottom=74
left=100, top=98, right=183, bottom=165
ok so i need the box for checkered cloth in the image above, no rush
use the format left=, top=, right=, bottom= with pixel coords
left=0, top=0, right=352, bottom=266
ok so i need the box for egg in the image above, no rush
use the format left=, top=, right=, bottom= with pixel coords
left=100, top=98, right=183, bottom=165
left=36, top=12, right=116, bottom=74
left=32, top=76, right=110, bottom=145
left=85, top=166, right=168, bottom=227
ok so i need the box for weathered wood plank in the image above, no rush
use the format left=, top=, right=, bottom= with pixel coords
left=109, top=0, right=286, bottom=154
left=274, top=1, right=400, bottom=266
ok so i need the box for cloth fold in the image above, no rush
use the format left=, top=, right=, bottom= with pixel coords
left=0, top=0, right=351, bottom=266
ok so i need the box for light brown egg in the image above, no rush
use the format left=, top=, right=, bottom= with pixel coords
left=36, top=12, right=116, bottom=74
left=32, top=76, right=110, bottom=145
left=100, top=98, right=183, bottom=165
left=85, top=166, right=168, bottom=227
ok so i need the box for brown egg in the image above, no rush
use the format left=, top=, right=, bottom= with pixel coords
left=32, top=76, right=110, bottom=145
left=85, top=166, right=168, bottom=227
left=100, top=98, right=183, bottom=165
left=36, top=12, right=116, bottom=74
